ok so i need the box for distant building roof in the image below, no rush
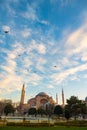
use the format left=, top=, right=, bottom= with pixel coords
left=85, top=97, right=87, bottom=101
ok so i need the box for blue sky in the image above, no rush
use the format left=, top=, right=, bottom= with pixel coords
left=0, top=0, right=87, bottom=104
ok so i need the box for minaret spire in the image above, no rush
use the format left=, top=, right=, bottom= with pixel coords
left=56, top=93, right=58, bottom=104
left=62, top=88, right=64, bottom=107
left=20, top=83, right=25, bottom=105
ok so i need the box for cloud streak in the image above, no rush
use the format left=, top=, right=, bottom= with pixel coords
left=51, top=63, right=87, bottom=84
left=65, top=23, right=87, bottom=57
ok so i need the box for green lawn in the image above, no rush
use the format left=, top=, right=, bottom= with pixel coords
left=0, top=126, right=87, bottom=130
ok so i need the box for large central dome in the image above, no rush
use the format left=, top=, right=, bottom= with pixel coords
left=36, top=92, right=49, bottom=97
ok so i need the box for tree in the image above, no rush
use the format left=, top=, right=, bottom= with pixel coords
left=4, top=104, right=15, bottom=116
left=0, top=102, right=4, bottom=115
left=28, top=108, right=37, bottom=117
left=66, top=96, right=87, bottom=120
left=54, top=105, right=63, bottom=118
left=45, top=103, right=54, bottom=117
left=67, top=96, right=81, bottom=107
left=79, top=103, right=87, bottom=119
left=64, top=109, right=70, bottom=121
left=37, top=108, right=46, bottom=117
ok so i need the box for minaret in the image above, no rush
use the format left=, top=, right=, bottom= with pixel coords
left=62, top=88, right=64, bottom=107
left=56, top=93, right=58, bottom=104
left=20, top=83, right=25, bottom=105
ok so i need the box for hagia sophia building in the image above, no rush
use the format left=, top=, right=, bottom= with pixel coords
left=19, top=83, right=65, bottom=113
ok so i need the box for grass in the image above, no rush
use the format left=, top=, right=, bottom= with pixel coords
left=0, top=126, right=87, bottom=130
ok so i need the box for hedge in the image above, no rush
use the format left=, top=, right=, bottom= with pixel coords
left=7, top=122, right=54, bottom=127
left=54, top=120, right=87, bottom=127
left=1, top=120, right=87, bottom=127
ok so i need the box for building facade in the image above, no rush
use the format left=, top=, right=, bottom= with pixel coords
left=27, top=92, right=55, bottom=109
left=19, top=84, right=65, bottom=114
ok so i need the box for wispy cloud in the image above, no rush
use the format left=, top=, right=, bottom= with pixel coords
left=26, top=73, right=42, bottom=86
left=0, top=74, right=22, bottom=92
left=65, top=23, right=87, bottom=57
left=0, top=38, right=46, bottom=94
left=0, top=41, right=25, bottom=93
left=11, top=41, right=25, bottom=56
left=29, top=40, right=46, bottom=54
left=83, top=74, right=87, bottom=79
left=47, top=85, right=54, bottom=89
left=0, top=39, right=3, bottom=44
left=22, top=58, right=32, bottom=68
left=21, top=28, right=31, bottom=38
left=37, top=44, right=46, bottom=54
left=40, top=20, right=50, bottom=25
left=81, top=52, right=87, bottom=62
left=21, top=4, right=37, bottom=21
left=50, top=0, right=73, bottom=6
left=60, top=0, right=72, bottom=6
left=51, top=63, right=87, bottom=84
left=20, top=2, right=50, bottom=26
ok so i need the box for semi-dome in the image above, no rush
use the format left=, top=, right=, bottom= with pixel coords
left=85, top=96, right=87, bottom=101
left=27, top=98, right=36, bottom=103
left=36, top=92, right=49, bottom=97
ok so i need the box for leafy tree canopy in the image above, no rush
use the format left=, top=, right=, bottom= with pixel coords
left=54, top=105, right=63, bottom=117
left=4, top=104, right=15, bottom=116
left=28, top=107, right=36, bottom=115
